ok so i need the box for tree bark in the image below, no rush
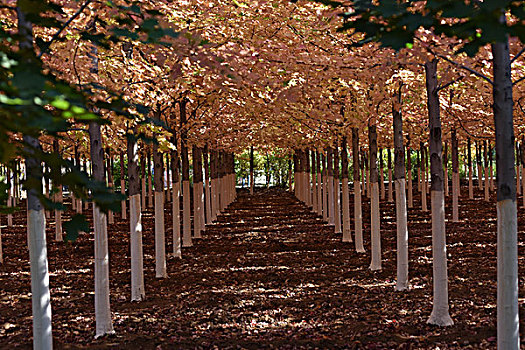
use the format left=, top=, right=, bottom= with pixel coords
left=327, top=148, right=335, bottom=226
left=128, top=128, right=145, bottom=301
left=393, top=103, right=408, bottom=291
left=316, top=150, right=322, bottom=216
left=141, top=152, right=146, bottom=210
left=203, top=145, right=212, bottom=224
left=106, top=150, right=114, bottom=225
left=341, top=137, right=352, bottom=242
left=452, top=130, right=459, bottom=222
left=322, top=151, right=328, bottom=222
left=120, top=152, right=127, bottom=220
left=387, top=148, right=393, bottom=203
left=380, top=148, right=385, bottom=200
left=484, top=140, right=490, bottom=201
left=192, top=146, right=204, bottom=239
left=369, top=126, right=381, bottom=270
left=53, top=140, right=63, bottom=241
left=443, top=142, right=449, bottom=197
left=171, top=149, right=181, bottom=258
left=250, top=146, right=254, bottom=195
left=180, top=100, right=192, bottom=247
left=425, top=59, right=453, bottom=326
left=311, top=150, right=318, bottom=213
left=420, top=143, right=428, bottom=212
left=352, top=128, right=365, bottom=252
left=153, top=119, right=166, bottom=277
left=147, top=151, right=153, bottom=208
left=88, top=123, right=114, bottom=336
left=407, top=138, right=413, bottom=208
left=468, top=137, right=474, bottom=199
left=492, top=36, right=519, bottom=349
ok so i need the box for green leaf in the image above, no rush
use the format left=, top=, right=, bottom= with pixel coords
left=63, top=214, right=90, bottom=242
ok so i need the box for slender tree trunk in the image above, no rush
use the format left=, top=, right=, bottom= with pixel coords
left=141, top=152, right=146, bottom=210
left=353, top=128, right=365, bottom=252
left=120, top=152, right=127, bottom=220
left=492, top=36, right=519, bottom=349
left=452, top=130, right=460, bottom=222
left=341, top=137, right=352, bottom=242
left=334, top=145, right=342, bottom=233
left=444, top=142, right=449, bottom=197
left=7, top=167, right=12, bottom=227
left=210, top=150, right=218, bottom=221
left=147, top=151, right=153, bottom=208
left=250, top=146, right=254, bottom=195
left=468, top=138, right=474, bottom=199
left=53, top=140, right=63, bottom=241
left=288, top=154, right=292, bottom=192
left=327, top=148, right=335, bottom=226
left=88, top=123, right=114, bottom=336
left=128, top=129, right=145, bottom=301
left=312, top=150, right=318, bottom=213
left=476, top=142, right=483, bottom=190
left=180, top=100, right=192, bottom=247
left=393, top=101, right=408, bottom=290
left=387, top=148, right=393, bottom=203
left=407, top=139, right=413, bottom=208
left=203, top=145, right=212, bottom=224
left=153, top=120, right=166, bottom=278
left=316, top=151, right=322, bottom=216
left=516, top=143, right=521, bottom=195
left=369, top=126, right=381, bottom=270
left=380, top=148, right=385, bottom=200
left=421, top=143, right=428, bottom=212
left=484, top=140, right=490, bottom=201
left=24, top=134, right=53, bottom=350
left=106, top=150, right=114, bottom=225
left=425, top=59, right=453, bottom=326
left=521, top=139, right=525, bottom=208
left=322, top=152, right=328, bottom=222
left=193, top=146, right=204, bottom=239
left=171, top=150, right=181, bottom=258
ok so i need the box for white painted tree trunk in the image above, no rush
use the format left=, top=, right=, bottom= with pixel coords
left=427, top=190, right=453, bottom=326
left=334, top=177, right=341, bottom=233
left=369, top=182, right=381, bottom=271
left=148, top=170, right=153, bottom=209
left=205, top=178, right=212, bottom=224
left=328, top=175, right=335, bottom=226
left=485, top=167, right=490, bottom=201
left=7, top=190, right=12, bottom=227
left=490, top=166, right=494, bottom=191
left=28, top=209, right=53, bottom=350
left=322, top=173, right=328, bottom=221
left=93, top=205, right=114, bottom=337
left=211, top=178, right=218, bottom=221
left=354, top=181, right=365, bottom=253
left=469, top=166, right=474, bottom=199
left=421, top=179, right=428, bottom=212
left=418, top=168, right=421, bottom=192
left=395, top=179, right=408, bottom=290
left=444, top=164, right=449, bottom=197
left=522, top=168, right=525, bottom=208
left=497, top=199, right=519, bottom=349
left=312, top=172, right=318, bottom=213
left=452, top=172, right=459, bottom=222
left=130, top=194, right=145, bottom=301
left=517, top=164, right=521, bottom=195
left=55, top=186, right=63, bottom=241
left=342, top=178, right=351, bottom=242
left=195, top=182, right=204, bottom=238
left=407, top=171, right=413, bottom=209
left=380, top=165, right=385, bottom=200
left=141, top=178, right=146, bottom=210
left=121, top=179, right=126, bottom=220
left=388, top=168, right=393, bottom=203
left=154, top=192, right=166, bottom=278
left=250, top=170, right=254, bottom=195
left=182, top=180, right=192, bottom=247
left=172, top=181, right=181, bottom=258
left=316, top=172, right=322, bottom=216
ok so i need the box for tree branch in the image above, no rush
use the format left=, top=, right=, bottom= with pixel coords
left=512, top=75, right=525, bottom=86
left=511, top=46, right=525, bottom=64
left=38, top=0, right=93, bottom=58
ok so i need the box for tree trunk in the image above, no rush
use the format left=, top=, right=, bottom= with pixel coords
left=341, top=137, right=352, bottom=242
left=316, top=151, right=322, bottom=216
left=147, top=151, right=153, bottom=208
left=322, top=151, right=328, bottom=222
left=421, top=143, right=428, bottom=212
left=516, top=143, right=521, bottom=196
left=484, top=140, right=490, bottom=201
left=180, top=100, right=192, bottom=247
left=171, top=150, right=181, bottom=258
left=393, top=102, right=408, bottom=291
left=387, top=148, right=393, bottom=202
left=492, top=36, right=519, bottom=349
left=468, top=138, right=474, bottom=199
left=476, top=142, right=483, bottom=190
left=88, top=123, right=114, bottom=336
left=192, top=146, right=204, bottom=239
left=452, top=130, right=459, bottom=222
left=128, top=129, right=145, bottom=301
left=203, top=145, right=212, bottom=224
left=120, top=152, right=127, bottom=220
left=210, top=150, right=219, bottom=221
left=311, top=150, right=318, bottom=213
left=380, top=148, right=385, bottom=200
left=106, top=150, right=114, bottom=225
left=352, top=128, right=365, bottom=252
left=444, top=142, right=449, bottom=197
left=250, top=146, right=254, bottom=195
left=7, top=167, right=12, bottom=227
left=327, top=148, right=335, bottom=226
left=425, top=59, right=453, bottom=326
left=407, top=139, right=413, bottom=208
left=288, top=154, right=292, bottom=192
left=165, top=154, right=170, bottom=203
left=141, top=152, right=146, bottom=210
left=153, top=120, right=166, bottom=278
left=521, top=138, right=525, bottom=208
left=53, top=140, right=63, bottom=241
left=333, top=145, right=341, bottom=233
left=369, top=126, right=381, bottom=271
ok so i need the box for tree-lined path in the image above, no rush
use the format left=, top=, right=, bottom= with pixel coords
left=1, top=186, right=522, bottom=348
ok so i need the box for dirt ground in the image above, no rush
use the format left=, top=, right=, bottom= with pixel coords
left=1, top=184, right=524, bottom=349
